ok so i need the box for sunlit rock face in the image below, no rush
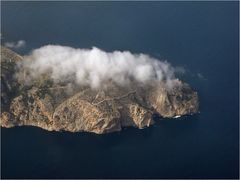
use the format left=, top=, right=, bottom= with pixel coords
left=0, top=47, right=199, bottom=134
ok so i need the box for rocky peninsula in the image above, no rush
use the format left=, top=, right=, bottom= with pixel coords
left=1, top=46, right=199, bottom=134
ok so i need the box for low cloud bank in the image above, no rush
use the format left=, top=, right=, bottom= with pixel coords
left=17, top=45, right=182, bottom=89
left=4, top=40, right=26, bottom=49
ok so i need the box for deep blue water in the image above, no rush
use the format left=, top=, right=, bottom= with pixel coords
left=1, top=2, right=239, bottom=179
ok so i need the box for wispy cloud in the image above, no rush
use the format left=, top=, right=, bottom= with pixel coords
left=4, top=40, right=26, bottom=49
left=17, top=45, right=182, bottom=89
left=197, top=73, right=207, bottom=80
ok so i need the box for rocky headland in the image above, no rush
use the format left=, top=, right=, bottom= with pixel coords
left=1, top=46, right=199, bottom=134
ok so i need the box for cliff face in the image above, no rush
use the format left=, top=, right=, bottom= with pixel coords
left=1, top=47, right=199, bottom=134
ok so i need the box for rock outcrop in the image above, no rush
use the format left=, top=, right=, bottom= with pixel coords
left=0, top=47, right=199, bottom=134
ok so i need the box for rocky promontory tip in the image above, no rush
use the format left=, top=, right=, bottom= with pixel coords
left=1, top=46, right=199, bottom=134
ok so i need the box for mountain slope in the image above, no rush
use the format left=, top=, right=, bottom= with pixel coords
left=0, top=47, right=199, bottom=134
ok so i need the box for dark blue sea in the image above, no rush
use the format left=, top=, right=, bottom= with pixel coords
left=1, top=2, right=239, bottom=179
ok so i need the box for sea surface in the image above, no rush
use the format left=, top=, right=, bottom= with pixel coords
left=1, top=2, right=239, bottom=178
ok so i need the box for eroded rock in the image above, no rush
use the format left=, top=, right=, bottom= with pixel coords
left=0, top=47, right=199, bottom=134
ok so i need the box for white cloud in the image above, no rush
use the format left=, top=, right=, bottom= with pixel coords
left=197, top=73, right=207, bottom=80
left=17, top=45, right=181, bottom=89
left=4, top=40, right=26, bottom=49
left=175, top=66, right=186, bottom=74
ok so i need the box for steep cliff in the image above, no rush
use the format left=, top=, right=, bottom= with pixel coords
left=0, top=47, right=199, bottom=134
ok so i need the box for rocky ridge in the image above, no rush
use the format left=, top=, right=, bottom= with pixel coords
left=0, top=47, right=199, bottom=134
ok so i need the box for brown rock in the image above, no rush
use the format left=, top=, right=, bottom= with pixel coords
left=0, top=47, right=199, bottom=134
